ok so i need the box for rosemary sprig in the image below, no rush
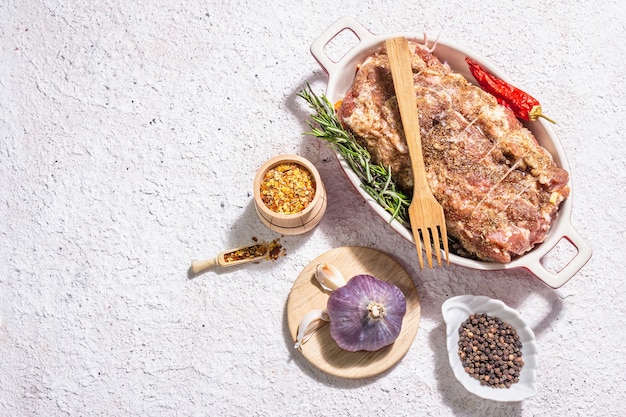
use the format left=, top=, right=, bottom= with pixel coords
left=298, top=84, right=410, bottom=226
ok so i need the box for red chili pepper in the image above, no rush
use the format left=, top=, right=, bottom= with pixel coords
left=465, top=57, right=555, bottom=124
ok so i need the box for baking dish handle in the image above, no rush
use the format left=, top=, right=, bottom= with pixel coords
left=524, top=223, right=592, bottom=288
left=310, top=16, right=375, bottom=75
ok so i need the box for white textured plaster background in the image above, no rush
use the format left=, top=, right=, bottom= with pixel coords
left=1, top=0, right=625, bottom=416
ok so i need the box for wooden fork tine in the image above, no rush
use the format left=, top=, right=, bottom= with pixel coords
left=430, top=226, right=442, bottom=267
left=422, top=227, right=434, bottom=268
left=413, top=228, right=425, bottom=269
left=441, top=224, right=450, bottom=265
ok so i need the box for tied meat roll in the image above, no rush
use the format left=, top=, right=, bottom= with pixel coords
left=337, top=41, right=569, bottom=263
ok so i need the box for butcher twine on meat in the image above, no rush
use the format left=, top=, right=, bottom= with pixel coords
left=337, top=41, right=570, bottom=263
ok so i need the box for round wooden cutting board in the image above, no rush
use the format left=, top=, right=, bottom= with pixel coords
left=287, top=246, right=421, bottom=379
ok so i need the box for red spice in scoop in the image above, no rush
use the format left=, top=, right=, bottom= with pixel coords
left=223, top=244, right=268, bottom=263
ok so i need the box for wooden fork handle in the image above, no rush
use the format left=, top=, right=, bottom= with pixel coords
left=385, top=37, right=431, bottom=196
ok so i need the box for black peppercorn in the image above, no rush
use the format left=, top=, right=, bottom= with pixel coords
left=457, top=313, right=524, bottom=388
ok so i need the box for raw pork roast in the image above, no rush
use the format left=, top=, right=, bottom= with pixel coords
left=337, top=41, right=570, bottom=263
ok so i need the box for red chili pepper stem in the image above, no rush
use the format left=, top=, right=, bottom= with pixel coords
left=528, top=105, right=556, bottom=124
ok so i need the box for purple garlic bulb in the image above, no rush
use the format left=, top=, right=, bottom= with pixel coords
left=326, top=274, right=407, bottom=352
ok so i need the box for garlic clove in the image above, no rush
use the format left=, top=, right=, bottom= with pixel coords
left=314, top=263, right=347, bottom=291
left=294, top=309, right=330, bottom=349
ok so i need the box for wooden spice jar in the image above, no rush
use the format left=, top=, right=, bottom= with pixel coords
left=253, top=154, right=327, bottom=235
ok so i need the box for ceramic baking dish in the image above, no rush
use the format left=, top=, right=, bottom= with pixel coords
left=309, top=16, right=592, bottom=288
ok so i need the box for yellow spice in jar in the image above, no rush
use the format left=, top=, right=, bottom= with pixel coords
left=260, top=162, right=316, bottom=214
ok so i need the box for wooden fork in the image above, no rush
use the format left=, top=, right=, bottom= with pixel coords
left=386, top=37, right=449, bottom=269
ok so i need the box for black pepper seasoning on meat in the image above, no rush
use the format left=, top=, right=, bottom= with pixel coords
left=458, top=313, right=524, bottom=388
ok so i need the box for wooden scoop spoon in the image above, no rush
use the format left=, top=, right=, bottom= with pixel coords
left=191, top=242, right=270, bottom=273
